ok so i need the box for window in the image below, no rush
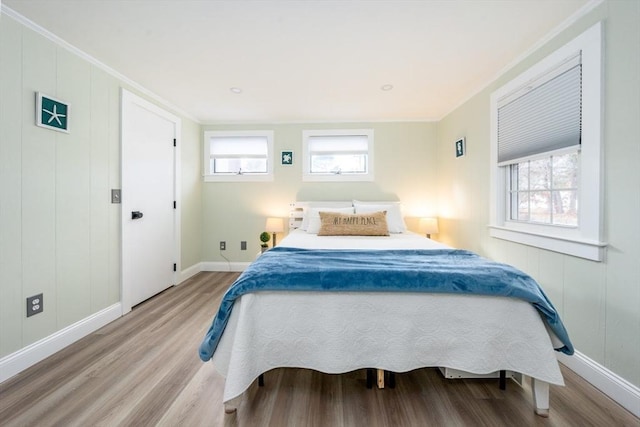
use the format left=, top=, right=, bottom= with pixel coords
left=489, top=22, right=605, bottom=261
left=302, top=129, right=374, bottom=182
left=203, top=130, right=274, bottom=182
left=508, top=151, right=578, bottom=227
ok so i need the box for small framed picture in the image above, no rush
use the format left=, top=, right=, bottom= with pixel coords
left=455, top=138, right=465, bottom=158
left=36, top=92, right=69, bottom=133
left=281, top=150, right=293, bottom=165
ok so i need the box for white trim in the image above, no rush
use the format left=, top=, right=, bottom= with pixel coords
left=201, top=118, right=439, bottom=126
left=489, top=22, right=605, bottom=260
left=179, top=262, right=203, bottom=284
left=489, top=226, right=606, bottom=262
left=302, top=129, right=375, bottom=182
left=201, top=261, right=251, bottom=272
left=0, top=5, right=198, bottom=124
left=0, top=303, right=122, bottom=383
left=203, top=174, right=274, bottom=183
left=203, top=130, right=275, bottom=182
left=558, top=351, right=640, bottom=418
left=173, top=116, right=182, bottom=291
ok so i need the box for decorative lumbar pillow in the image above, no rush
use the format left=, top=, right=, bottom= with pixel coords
left=306, top=207, right=355, bottom=233
left=353, top=201, right=407, bottom=233
left=318, top=211, right=390, bottom=236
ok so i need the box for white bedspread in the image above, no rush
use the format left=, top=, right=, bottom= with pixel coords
left=211, top=230, right=564, bottom=403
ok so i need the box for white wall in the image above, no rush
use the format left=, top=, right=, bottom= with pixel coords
left=0, top=12, right=202, bottom=361
left=435, top=0, right=639, bottom=388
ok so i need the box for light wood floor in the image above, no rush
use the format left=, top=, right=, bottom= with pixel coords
left=1, top=272, right=637, bottom=427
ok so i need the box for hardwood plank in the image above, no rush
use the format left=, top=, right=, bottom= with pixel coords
left=1, top=272, right=637, bottom=427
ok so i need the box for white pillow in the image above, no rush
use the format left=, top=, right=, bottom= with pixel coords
left=306, top=207, right=355, bottom=234
left=353, top=202, right=406, bottom=233
left=299, top=206, right=311, bottom=230
left=299, top=202, right=353, bottom=230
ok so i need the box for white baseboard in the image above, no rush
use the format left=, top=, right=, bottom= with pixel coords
left=0, top=303, right=122, bottom=383
left=201, top=261, right=250, bottom=272
left=558, top=351, right=640, bottom=418
left=179, top=261, right=250, bottom=282
left=179, top=262, right=203, bottom=284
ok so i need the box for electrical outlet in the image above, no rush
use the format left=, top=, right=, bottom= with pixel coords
left=26, top=293, right=43, bottom=317
left=220, top=241, right=226, bottom=250
left=241, top=241, right=247, bottom=250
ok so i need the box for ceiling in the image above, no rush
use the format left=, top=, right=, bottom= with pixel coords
left=3, top=0, right=591, bottom=123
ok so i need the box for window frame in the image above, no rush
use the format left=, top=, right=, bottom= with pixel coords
left=203, top=130, right=274, bottom=182
left=489, top=22, right=606, bottom=261
left=302, top=129, right=375, bottom=182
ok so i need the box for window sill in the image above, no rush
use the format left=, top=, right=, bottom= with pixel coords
left=302, top=174, right=374, bottom=182
left=488, top=225, right=607, bottom=262
left=204, top=174, right=274, bottom=183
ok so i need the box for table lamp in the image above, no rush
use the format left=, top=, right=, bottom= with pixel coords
left=265, top=217, right=284, bottom=246
left=419, top=217, right=439, bottom=239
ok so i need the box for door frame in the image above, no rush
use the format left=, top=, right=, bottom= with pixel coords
left=120, top=89, right=181, bottom=314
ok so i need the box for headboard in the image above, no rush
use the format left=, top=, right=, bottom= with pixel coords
left=288, top=201, right=354, bottom=230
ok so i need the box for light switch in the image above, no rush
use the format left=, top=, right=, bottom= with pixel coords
left=111, top=189, right=121, bottom=204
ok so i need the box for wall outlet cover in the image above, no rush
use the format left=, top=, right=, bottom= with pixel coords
left=27, top=293, right=44, bottom=317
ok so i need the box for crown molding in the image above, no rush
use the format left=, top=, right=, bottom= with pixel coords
left=1, top=4, right=200, bottom=124
left=438, top=0, right=605, bottom=121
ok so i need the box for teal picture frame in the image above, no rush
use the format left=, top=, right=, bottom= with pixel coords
left=281, top=150, right=293, bottom=165
left=455, top=138, right=465, bottom=158
left=36, top=92, right=69, bottom=133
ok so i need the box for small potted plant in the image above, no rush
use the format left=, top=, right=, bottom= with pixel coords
left=259, top=231, right=271, bottom=253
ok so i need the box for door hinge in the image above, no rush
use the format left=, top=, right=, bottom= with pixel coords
left=173, top=201, right=176, bottom=209
left=173, top=263, right=177, bottom=272
left=173, top=138, right=176, bottom=147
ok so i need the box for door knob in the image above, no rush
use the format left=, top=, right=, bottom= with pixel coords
left=131, top=211, right=144, bottom=220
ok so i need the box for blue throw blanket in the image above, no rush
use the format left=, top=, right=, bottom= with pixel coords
left=199, top=247, right=573, bottom=361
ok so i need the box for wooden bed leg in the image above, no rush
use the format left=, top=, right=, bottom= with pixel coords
left=499, top=370, right=506, bottom=390
left=366, top=369, right=374, bottom=389
left=258, top=374, right=264, bottom=387
left=224, top=395, right=242, bottom=414
left=377, top=369, right=385, bottom=389
left=531, top=378, right=550, bottom=417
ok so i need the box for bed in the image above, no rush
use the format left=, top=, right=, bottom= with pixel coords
left=199, top=201, right=573, bottom=417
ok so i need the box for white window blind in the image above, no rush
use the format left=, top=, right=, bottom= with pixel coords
left=210, top=136, right=268, bottom=158
left=308, top=135, right=369, bottom=154
left=497, top=53, right=582, bottom=165
left=308, top=134, right=369, bottom=174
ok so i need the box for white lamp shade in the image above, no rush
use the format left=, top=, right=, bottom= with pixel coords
left=419, top=217, right=439, bottom=235
left=265, top=217, right=284, bottom=233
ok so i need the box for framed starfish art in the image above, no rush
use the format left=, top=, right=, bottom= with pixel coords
left=36, top=92, right=69, bottom=133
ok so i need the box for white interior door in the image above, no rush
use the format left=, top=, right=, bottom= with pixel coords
left=121, top=90, right=179, bottom=312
